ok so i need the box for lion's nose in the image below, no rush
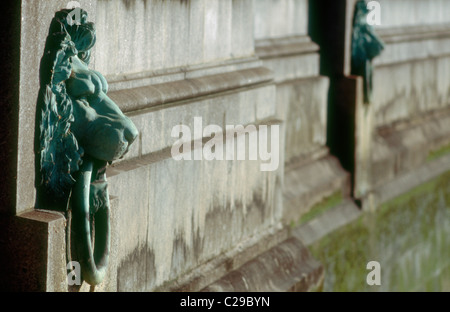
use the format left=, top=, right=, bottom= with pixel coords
left=124, top=122, right=138, bottom=145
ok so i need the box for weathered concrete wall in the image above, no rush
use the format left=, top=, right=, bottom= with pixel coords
left=376, top=0, right=450, bottom=28
left=94, top=0, right=254, bottom=77
left=373, top=57, right=450, bottom=126
left=348, top=0, right=450, bottom=199
left=372, top=26, right=450, bottom=127
left=3, top=0, right=319, bottom=293
left=107, top=90, right=284, bottom=291
left=68, top=0, right=330, bottom=292
left=254, top=0, right=308, bottom=40
left=3, top=0, right=450, bottom=293
left=82, top=0, right=289, bottom=291
left=0, top=210, right=67, bottom=292
left=253, top=0, right=350, bottom=231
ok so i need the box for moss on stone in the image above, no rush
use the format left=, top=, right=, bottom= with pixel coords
left=298, top=191, right=343, bottom=226
left=427, top=143, right=450, bottom=162
left=308, top=171, right=450, bottom=292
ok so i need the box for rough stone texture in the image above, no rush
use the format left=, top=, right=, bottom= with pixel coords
left=253, top=0, right=308, bottom=40
left=374, top=26, right=450, bottom=67
left=114, top=82, right=277, bottom=163
left=375, top=0, right=450, bottom=29
left=108, top=66, right=273, bottom=113
left=0, top=210, right=66, bottom=291
left=284, top=154, right=351, bottom=225
left=8, top=0, right=449, bottom=293
left=277, top=78, right=329, bottom=164
left=373, top=57, right=450, bottom=127
left=255, top=36, right=320, bottom=82
left=107, top=117, right=283, bottom=291
left=252, top=6, right=353, bottom=296
left=90, top=2, right=286, bottom=289
left=106, top=57, right=264, bottom=92
left=260, top=52, right=321, bottom=83
left=202, top=237, right=324, bottom=292
left=353, top=76, right=373, bottom=198
left=158, top=226, right=289, bottom=291
left=16, top=0, right=292, bottom=292
left=370, top=108, right=450, bottom=190
left=372, top=8, right=450, bottom=121
left=94, top=0, right=255, bottom=77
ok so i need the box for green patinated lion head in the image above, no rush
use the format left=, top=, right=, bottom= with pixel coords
left=39, top=8, right=138, bottom=199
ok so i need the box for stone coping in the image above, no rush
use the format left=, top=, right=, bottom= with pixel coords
left=255, top=35, right=320, bottom=59
left=108, top=66, right=273, bottom=113
left=201, top=237, right=324, bottom=292
left=377, top=23, right=450, bottom=44
left=107, top=118, right=283, bottom=178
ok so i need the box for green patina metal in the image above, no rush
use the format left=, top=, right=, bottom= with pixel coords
left=38, top=8, right=138, bottom=286
left=351, top=0, right=384, bottom=104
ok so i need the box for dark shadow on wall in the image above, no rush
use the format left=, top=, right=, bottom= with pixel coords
left=0, top=0, right=20, bottom=291
left=0, top=1, right=21, bottom=215
left=308, top=0, right=357, bottom=197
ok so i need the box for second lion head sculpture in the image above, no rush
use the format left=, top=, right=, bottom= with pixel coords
left=37, top=8, right=138, bottom=286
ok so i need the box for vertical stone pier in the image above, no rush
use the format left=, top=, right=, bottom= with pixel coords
left=253, top=0, right=353, bottom=228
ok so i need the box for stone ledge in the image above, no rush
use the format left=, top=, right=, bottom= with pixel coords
left=255, top=36, right=321, bottom=82
left=377, top=24, right=450, bottom=44
left=283, top=154, right=351, bottom=225
left=107, top=118, right=283, bottom=178
left=154, top=225, right=289, bottom=292
left=277, top=77, right=330, bottom=161
left=371, top=107, right=450, bottom=190
left=109, top=81, right=277, bottom=163
left=108, top=66, right=274, bottom=113
left=255, top=35, right=319, bottom=59
left=105, top=57, right=264, bottom=91
left=107, top=149, right=284, bottom=291
left=365, top=153, right=450, bottom=211
left=293, top=200, right=361, bottom=246
left=284, top=146, right=330, bottom=171
left=376, top=107, right=450, bottom=136
left=201, top=237, right=324, bottom=292
left=374, top=24, right=450, bottom=66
